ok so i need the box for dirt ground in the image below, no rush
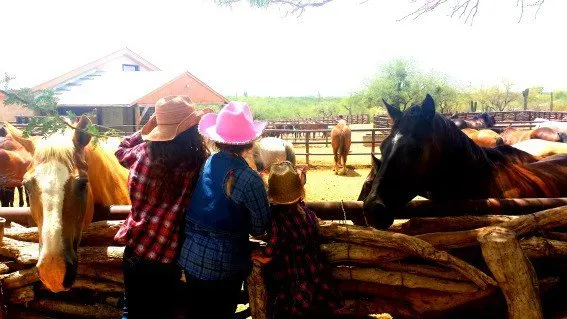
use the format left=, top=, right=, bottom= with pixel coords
left=303, top=167, right=370, bottom=201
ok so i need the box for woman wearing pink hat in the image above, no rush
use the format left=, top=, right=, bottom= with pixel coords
left=177, top=101, right=271, bottom=319
left=114, top=96, right=210, bottom=319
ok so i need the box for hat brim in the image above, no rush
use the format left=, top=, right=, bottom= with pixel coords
left=141, top=109, right=209, bottom=142
left=269, top=195, right=303, bottom=205
left=198, top=113, right=267, bottom=145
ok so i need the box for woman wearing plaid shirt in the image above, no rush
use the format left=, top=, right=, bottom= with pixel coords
left=114, top=96, right=211, bottom=319
left=178, top=101, right=271, bottom=319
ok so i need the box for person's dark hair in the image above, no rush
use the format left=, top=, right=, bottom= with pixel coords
left=148, top=126, right=209, bottom=197
left=215, top=142, right=254, bottom=155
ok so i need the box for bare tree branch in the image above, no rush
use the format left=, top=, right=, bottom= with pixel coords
left=400, top=0, right=544, bottom=24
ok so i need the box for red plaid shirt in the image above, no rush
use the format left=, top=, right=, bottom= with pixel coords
left=264, top=201, right=341, bottom=318
left=114, top=132, right=195, bottom=263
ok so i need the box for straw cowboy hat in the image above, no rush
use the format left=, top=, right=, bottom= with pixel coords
left=267, top=161, right=306, bottom=205
left=198, top=101, right=267, bottom=145
left=141, top=96, right=211, bottom=142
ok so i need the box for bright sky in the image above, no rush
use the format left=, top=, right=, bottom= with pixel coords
left=1, top=0, right=566, bottom=97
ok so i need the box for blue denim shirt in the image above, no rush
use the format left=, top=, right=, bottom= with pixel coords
left=177, top=151, right=271, bottom=280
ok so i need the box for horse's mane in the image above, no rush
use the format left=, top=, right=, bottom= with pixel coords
left=33, top=130, right=130, bottom=206
left=33, top=132, right=77, bottom=172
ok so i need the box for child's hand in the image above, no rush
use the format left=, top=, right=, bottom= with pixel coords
left=251, top=251, right=272, bottom=264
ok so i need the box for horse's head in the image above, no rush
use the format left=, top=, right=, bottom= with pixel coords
left=362, top=94, right=447, bottom=228
left=478, top=113, right=496, bottom=127
left=451, top=118, right=468, bottom=129
left=7, top=116, right=93, bottom=292
left=358, top=154, right=381, bottom=201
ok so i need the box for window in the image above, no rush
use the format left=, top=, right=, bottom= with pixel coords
left=122, top=64, right=139, bottom=71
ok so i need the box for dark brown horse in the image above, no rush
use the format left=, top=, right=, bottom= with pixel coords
left=360, top=94, right=567, bottom=229
left=451, top=113, right=496, bottom=130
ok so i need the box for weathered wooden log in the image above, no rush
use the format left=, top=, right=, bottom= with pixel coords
left=247, top=259, right=269, bottom=319
left=72, top=277, right=123, bottom=294
left=321, top=243, right=468, bottom=281
left=1, top=267, right=39, bottom=289
left=304, top=198, right=567, bottom=221
left=9, top=285, right=34, bottom=305
left=338, top=280, right=498, bottom=315
left=0, top=237, right=39, bottom=264
left=389, top=215, right=517, bottom=235
left=321, top=242, right=406, bottom=265
left=332, top=267, right=480, bottom=293
left=4, top=221, right=123, bottom=246
left=77, top=264, right=123, bottom=284
left=416, top=204, right=567, bottom=250
left=0, top=237, right=124, bottom=266
left=541, top=231, right=567, bottom=242
left=333, top=298, right=419, bottom=318
left=478, top=227, right=543, bottom=319
left=0, top=263, right=9, bottom=274
left=7, top=309, right=56, bottom=319
left=318, top=222, right=496, bottom=289
left=27, top=299, right=121, bottom=319
left=79, top=246, right=124, bottom=266
left=520, top=237, right=567, bottom=259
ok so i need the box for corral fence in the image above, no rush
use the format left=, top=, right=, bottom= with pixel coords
left=270, top=114, right=370, bottom=125
left=374, top=110, right=567, bottom=129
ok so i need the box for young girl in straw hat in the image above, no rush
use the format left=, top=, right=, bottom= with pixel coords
left=178, top=101, right=272, bottom=319
left=255, top=161, right=341, bottom=319
left=114, top=96, right=210, bottom=319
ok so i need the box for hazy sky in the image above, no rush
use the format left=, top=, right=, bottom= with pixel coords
left=1, top=0, right=565, bottom=97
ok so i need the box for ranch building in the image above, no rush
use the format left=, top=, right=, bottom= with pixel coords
left=0, top=48, right=228, bottom=131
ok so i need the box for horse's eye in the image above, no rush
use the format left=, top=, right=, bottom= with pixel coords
left=76, top=178, right=89, bottom=190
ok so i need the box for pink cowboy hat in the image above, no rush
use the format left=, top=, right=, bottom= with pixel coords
left=198, top=101, right=267, bottom=145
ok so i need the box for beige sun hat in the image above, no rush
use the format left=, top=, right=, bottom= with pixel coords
left=141, top=95, right=212, bottom=142
left=267, top=161, right=307, bottom=205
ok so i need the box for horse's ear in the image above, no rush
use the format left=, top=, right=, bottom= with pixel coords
left=383, top=99, right=401, bottom=121
left=73, top=115, right=92, bottom=149
left=371, top=154, right=381, bottom=171
left=421, top=94, right=435, bottom=122
left=3, top=122, right=35, bottom=154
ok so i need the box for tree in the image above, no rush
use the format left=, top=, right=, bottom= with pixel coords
left=472, top=80, right=520, bottom=112
left=351, top=58, right=458, bottom=113
left=1, top=74, right=117, bottom=139
left=214, top=0, right=546, bottom=22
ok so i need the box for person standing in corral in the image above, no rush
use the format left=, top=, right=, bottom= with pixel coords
left=178, top=101, right=272, bottom=319
left=252, top=161, right=341, bottom=319
left=114, top=96, right=211, bottom=319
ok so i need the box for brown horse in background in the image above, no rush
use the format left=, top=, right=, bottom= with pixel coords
left=331, top=121, right=351, bottom=175
left=5, top=117, right=130, bottom=293
left=0, top=126, right=32, bottom=207
left=500, top=126, right=565, bottom=145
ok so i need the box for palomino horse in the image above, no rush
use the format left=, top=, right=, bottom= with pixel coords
left=499, top=126, right=565, bottom=145
left=359, top=94, right=567, bottom=229
left=511, top=139, right=567, bottom=159
left=331, top=120, right=351, bottom=175
left=451, top=112, right=496, bottom=130
left=461, top=128, right=503, bottom=148
left=5, top=117, right=130, bottom=292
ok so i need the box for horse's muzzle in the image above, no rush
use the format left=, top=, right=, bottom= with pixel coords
left=362, top=201, right=395, bottom=229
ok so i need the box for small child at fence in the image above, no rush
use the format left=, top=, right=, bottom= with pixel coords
left=252, top=161, right=341, bottom=319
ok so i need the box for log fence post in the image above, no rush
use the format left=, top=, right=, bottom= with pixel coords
left=478, top=227, right=543, bottom=319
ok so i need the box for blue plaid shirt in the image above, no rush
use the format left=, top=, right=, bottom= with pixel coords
left=178, top=151, right=271, bottom=280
